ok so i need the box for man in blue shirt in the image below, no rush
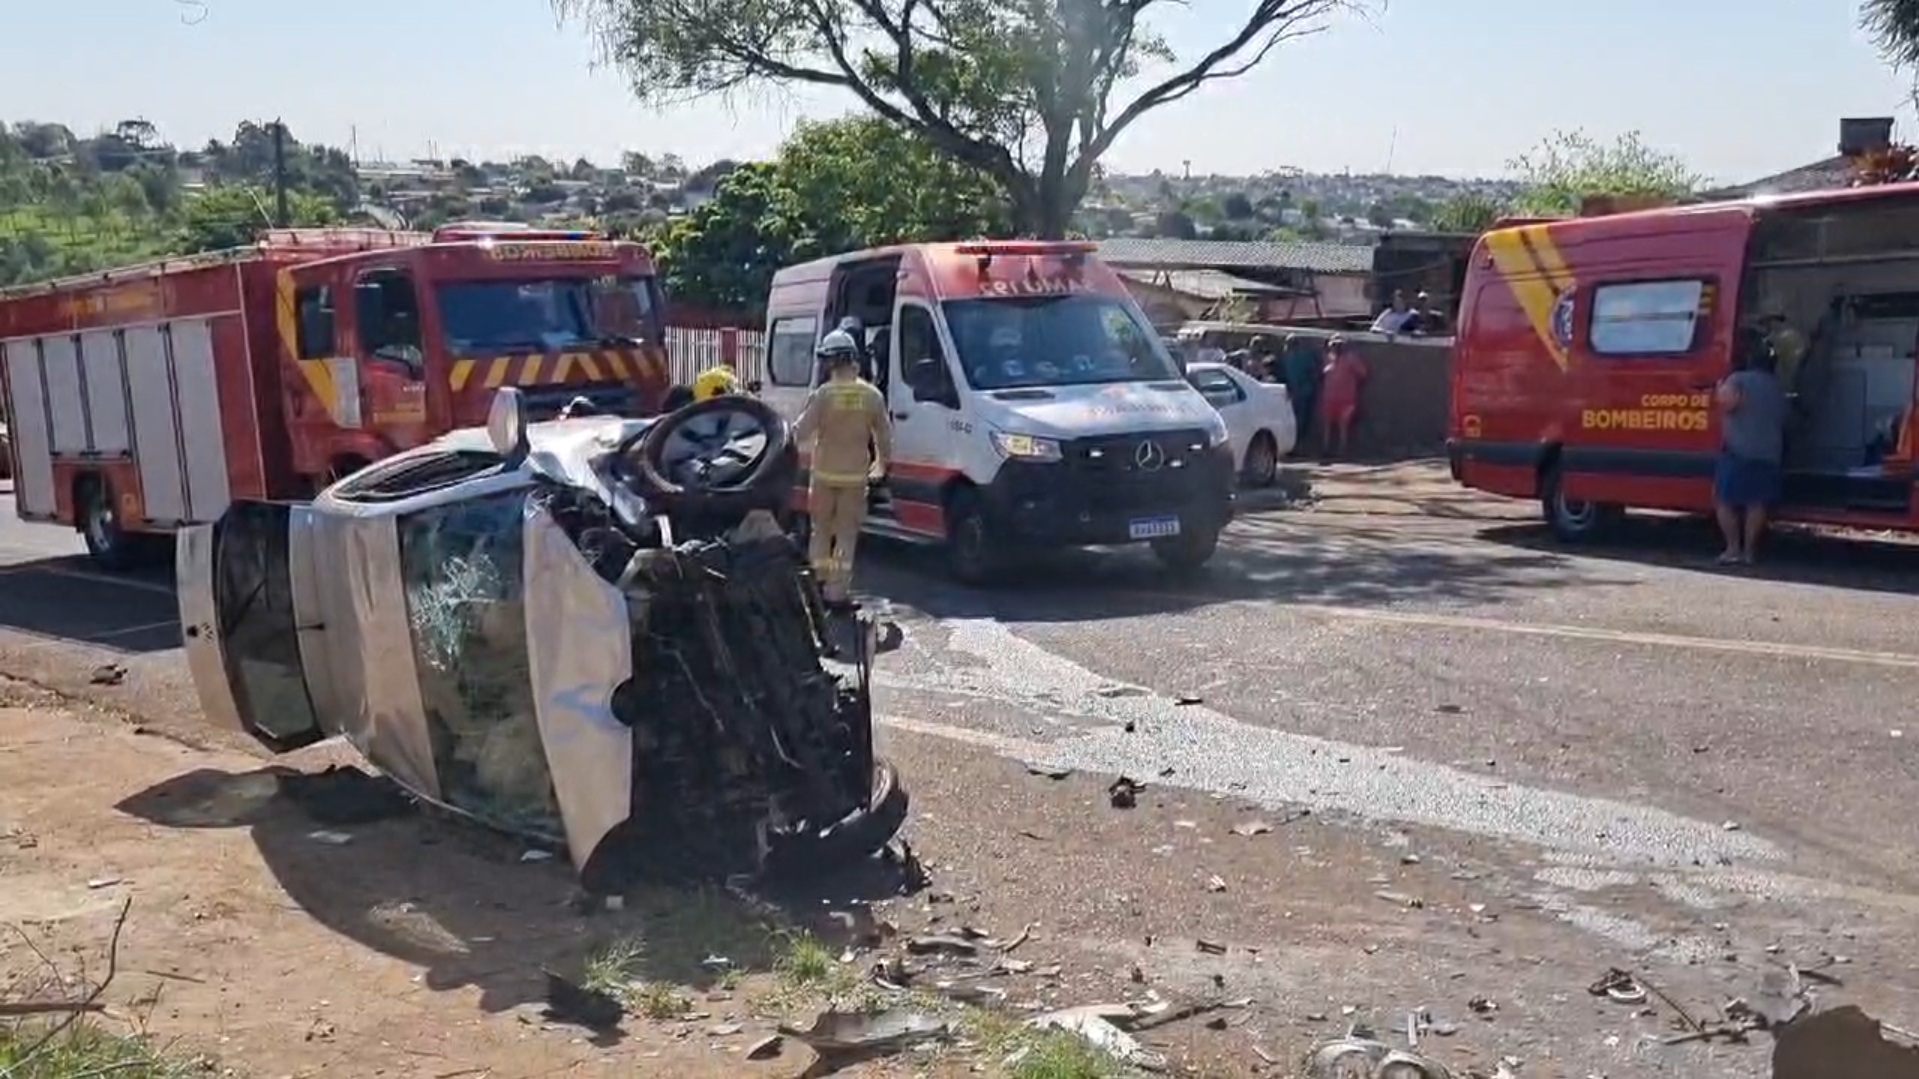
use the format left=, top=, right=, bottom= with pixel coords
left=1713, top=328, right=1790, bottom=565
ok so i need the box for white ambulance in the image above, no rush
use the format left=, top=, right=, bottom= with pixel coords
left=761, top=241, right=1236, bottom=582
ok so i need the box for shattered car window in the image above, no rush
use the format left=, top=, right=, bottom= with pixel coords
left=398, top=491, right=563, bottom=838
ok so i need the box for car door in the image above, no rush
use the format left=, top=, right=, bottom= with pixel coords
left=889, top=299, right=965, bottom=538
left=1187, top=366, right=1251, bottom=464
left=176, top=500, right=327, bottom=753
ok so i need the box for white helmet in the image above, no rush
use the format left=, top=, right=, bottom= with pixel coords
left=817, top=328, right=860, bottom=362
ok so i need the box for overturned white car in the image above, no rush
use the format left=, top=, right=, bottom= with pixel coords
left=176, top=389, right=906, bottom=891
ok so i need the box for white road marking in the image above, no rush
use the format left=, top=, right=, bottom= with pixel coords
left=0, top=562, right=176, bottom=598
left=1279, top=602, right=1919, bottom=670
left=5, top=619, right=182, bottom=654
left=1092, top=586, right=1919, bottom=670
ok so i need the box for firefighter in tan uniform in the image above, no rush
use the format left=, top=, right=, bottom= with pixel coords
left=794, top=329, right=892, bottom=608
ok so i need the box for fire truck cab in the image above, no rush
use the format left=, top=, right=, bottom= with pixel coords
left=762, top=241, right=1236, bottom=581
left=0, top=224, right=670, bottom=568
left=1450, top=185, right=1919, bottom=540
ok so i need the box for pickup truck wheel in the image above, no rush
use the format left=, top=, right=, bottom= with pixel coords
left=1150, top=525, right=1221, bottom=574
left=78, top=476, right=142, bottom=572
left=944, top=489, right=1003, bottom=585
left=1541, top=467, right=1621, bottom=543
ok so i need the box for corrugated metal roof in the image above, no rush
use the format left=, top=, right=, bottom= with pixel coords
left=1118, top=268, right=1301, bottom=299
left=1096, top=237, right=1372, bottom=275
left=1702, top=155, right=1854, bottom=200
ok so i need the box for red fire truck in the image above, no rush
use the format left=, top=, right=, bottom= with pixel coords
left=0, top=224, right=672, bottom=568
left=1449, top=185, right=1919, bottom=540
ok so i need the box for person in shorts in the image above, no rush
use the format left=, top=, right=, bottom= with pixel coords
left=1713, top=329, right=1789, bottom=565
left=1317, top=336, right=1369, bottom=460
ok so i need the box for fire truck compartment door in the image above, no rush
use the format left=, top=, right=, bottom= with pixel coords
left=125, top=320, right=233, bottom=525
left=176, top=500, right=327, bottom=753
left=1, top=338, right=59, bottom=519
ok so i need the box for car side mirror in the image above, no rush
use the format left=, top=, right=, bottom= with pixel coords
left=487, top=386, right=530, bottom=464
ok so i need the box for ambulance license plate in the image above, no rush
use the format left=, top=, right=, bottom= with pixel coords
left=1128, top=515, right=1181, bottom=540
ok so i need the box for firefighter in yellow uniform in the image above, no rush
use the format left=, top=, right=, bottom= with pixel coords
left=793, top=330, right=892, bottom=608
left=692, top=361, right=740, bottom=401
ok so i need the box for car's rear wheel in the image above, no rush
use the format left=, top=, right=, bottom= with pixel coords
left=1243, top=432, right=1280, bottom=488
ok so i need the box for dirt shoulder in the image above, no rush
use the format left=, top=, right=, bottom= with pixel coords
left=3, top=676, right=1894, bottom=1078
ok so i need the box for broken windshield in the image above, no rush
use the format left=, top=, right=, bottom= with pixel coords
left=436, top=276, right=659, bottom=354
left=943, top=294, right=1179, bottom=391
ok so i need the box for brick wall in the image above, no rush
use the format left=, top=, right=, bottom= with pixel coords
left=1194, top=325, right=1453, bottom=458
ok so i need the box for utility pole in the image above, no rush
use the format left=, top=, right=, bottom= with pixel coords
left=271, top=119, right=290, bottom=227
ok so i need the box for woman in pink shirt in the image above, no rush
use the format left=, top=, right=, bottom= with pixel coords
left=1317, top=336, right=1369, bottom=459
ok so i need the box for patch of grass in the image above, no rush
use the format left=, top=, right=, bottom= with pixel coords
left=579, top=938, right=691, bottom=1020
left=773, top=931, right=838, bottom=987
left=580, top=938, right=643, bottom=997
left=1007, top=1029, right=1130, bottom=1079
left=631, top=982, right=692, bottom=1020
left=0, top=1019, right=206, bottom=1078
left=956, top=1009, right=1131, bottom=1079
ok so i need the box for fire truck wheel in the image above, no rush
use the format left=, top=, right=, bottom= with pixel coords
left=1541, top=466, right=1622, bottom=543
left=77, top=476, right=145, bottom=572
left=626, top=395, right=795, bottom=518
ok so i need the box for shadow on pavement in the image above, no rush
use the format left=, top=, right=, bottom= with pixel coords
left=856, top=508, right=1624, bottom=624
left=0, top=554, right=181, bottom=653
left=1478, top=514, right=1919, bottom=597
left=116, top=764, right=918, bottom=1018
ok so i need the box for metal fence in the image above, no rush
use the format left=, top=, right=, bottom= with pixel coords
left=664, top=326, right=767, bottom=387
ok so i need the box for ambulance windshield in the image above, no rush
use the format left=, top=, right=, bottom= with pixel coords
left=437, top=276, right=659, bottom=353
left=944, top=294, right=1178, bottom=390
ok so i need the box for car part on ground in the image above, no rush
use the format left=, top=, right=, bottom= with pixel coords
left=177, top=390, right=905, bottom=892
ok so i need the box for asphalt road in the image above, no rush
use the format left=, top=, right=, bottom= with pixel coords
left=4, top=465, right=1919, bottom=1059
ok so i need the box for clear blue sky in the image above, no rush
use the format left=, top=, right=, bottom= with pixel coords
left=3, top=0, right=1913, bottom=183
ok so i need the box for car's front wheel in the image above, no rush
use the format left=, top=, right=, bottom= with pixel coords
left=1150, top=525, right=1221, bottom=574
left=944, top=488, right=1005, bottom=585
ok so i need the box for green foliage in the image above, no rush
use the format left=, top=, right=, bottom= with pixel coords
left=1507, top=130, right=1702, bottom=217
left=558, top=0, right=1360, bottom=237
left=1429, top=191, right=1505, bottom=234
left=650, top=116, right=1011, bottom=312
left=1861, top=0, right=1919, bottom=70
left=0, top=118, right=360, bottom=286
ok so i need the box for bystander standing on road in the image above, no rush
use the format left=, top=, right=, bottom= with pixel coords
left=1713, top=328, right=1790, bottom=566
left=1317, top=336, right=1369, bottom=460
left=1279, top=334, right=1320, bottom=448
